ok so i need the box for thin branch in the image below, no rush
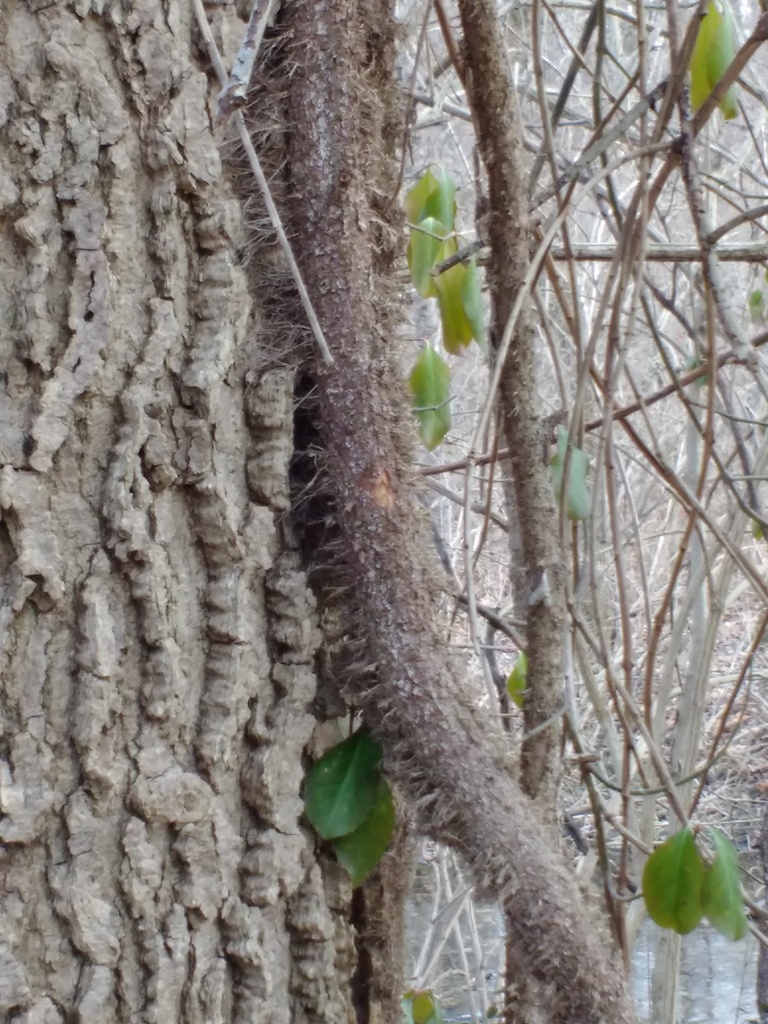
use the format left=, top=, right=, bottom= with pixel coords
left=215, top=0, right=280, bottom=125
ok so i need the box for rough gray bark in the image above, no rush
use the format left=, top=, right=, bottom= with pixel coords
left=2, top=2, right=640, bottom=1023
left=0, top=4, right=357, bottom=1023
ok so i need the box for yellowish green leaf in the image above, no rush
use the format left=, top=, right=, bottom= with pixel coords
left=506, top=651, right=528, bottom=708
left=690, top=1, right=739, bottom=119
left=404, top=168, right=456, bottom=232
left=409, top=347, right=452, bottom=450
left=402, top=991, right=444, bottom=1024
left=407, top=217, right=448, bottom=298
left=461, top=256, right=486, bottom=347
left=702, top=829, right=748, bottom=941
left=435, top=261, right=474, bottom=354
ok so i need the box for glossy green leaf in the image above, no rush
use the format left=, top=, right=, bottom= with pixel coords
left=642, top=827, right=706, bottom=934
left=409, top=347, right=452, bottom=450
left=332, top=776, right=395, bottom=886
left=435, top=261, right=474, bottom=355
left=304, top=727, right=383, bottom=839
left=461, top=256, right=486, bottom=347
left=407, top=217, right=448, bottom=298
left=402, top=991, right=445, bottom=1024
left=550, top=427, right=592, bottom=521
left=690, top=1, right=739, bottom=119
left=702, top=829, right=748, bottom=940
left=506, top=651, right=528, bottom=708
left=405, top=168, right=456, bottom=233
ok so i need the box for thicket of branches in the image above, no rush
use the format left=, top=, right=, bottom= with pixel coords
left=397, top=0, right=768, bottom=1017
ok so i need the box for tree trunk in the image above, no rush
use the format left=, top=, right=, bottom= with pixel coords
left=0, top=5, right=359, bottom=1022
left=1, top=3, right=640, bottom=1024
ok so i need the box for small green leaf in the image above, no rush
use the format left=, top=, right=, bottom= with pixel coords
left=435, top=261, right=474, bottom=355
left=753, top=519, right=765, bottom=540
left=642, top=827, right=706, bottom=934
left=402, top=991, right=445, bottom=1024
left=550, top=427, right=592, bottom=521
left=701, top=829, right=748, bottom=940
left=405, top=168, right=457, bottom=232
left=423, top=170, right=456, bottom=233
left=461, top=256, right=486, bottom=347
left=748, top=289, right=765, bottom=324
left=405, top=169, right=440, bottom=224
left=407, top=217, right=448, bottom=298
left=506, top=651, right=528, bottom=708
left=304, top=727, right=383, bottom=839
left=409, top=347, right=452, bottom=450
left=332, top=776, right=395, bottom=886
left=690, top=1, right=739, bottom=119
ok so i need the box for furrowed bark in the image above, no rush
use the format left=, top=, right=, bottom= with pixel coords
left=281, top=2, right=636, bottom=1022
left=0, top=3, right=360, bottom=1022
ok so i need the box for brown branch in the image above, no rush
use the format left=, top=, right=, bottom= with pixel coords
left=279, top=3, right=636, bottom=1023
left=456, top=0, right=635, bottom=1019
left=550, top=242, right=768, bottom=261
left=457, top=0, right=567, bottom=814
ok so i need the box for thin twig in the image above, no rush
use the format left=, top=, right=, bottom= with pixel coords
left=215, top=0, right=280, bottom=125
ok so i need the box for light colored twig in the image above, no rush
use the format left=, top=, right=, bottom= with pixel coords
left=215, top=0, right=280, bottom=125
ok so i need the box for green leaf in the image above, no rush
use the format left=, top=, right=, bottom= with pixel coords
left=409, top=347, right=452, bottom=450
left=402, top=991, right=444, bottom=1024
left=435, top=261, right=474, bottom=355
left=690, top=1, right=739, bottom=119
left=550, top=427, right=592, bottom=521
left=405, top=169, right=440, bottom=224
left=642, top=827, right=706, bottom=934
left=506, top=651, right=528, bottom=708
left=331, top=776, right=395, bottom=886
left=461, top=256, right=486, bottom=347
left=405, top=168, right=456, bottom=233
left=304, top=727, right=383, bottom=839
left=407, top=217, right=448, bottom=298
left=701, top=829, right=748, bottom=940
left=748, top=289, right=765, bottom=324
